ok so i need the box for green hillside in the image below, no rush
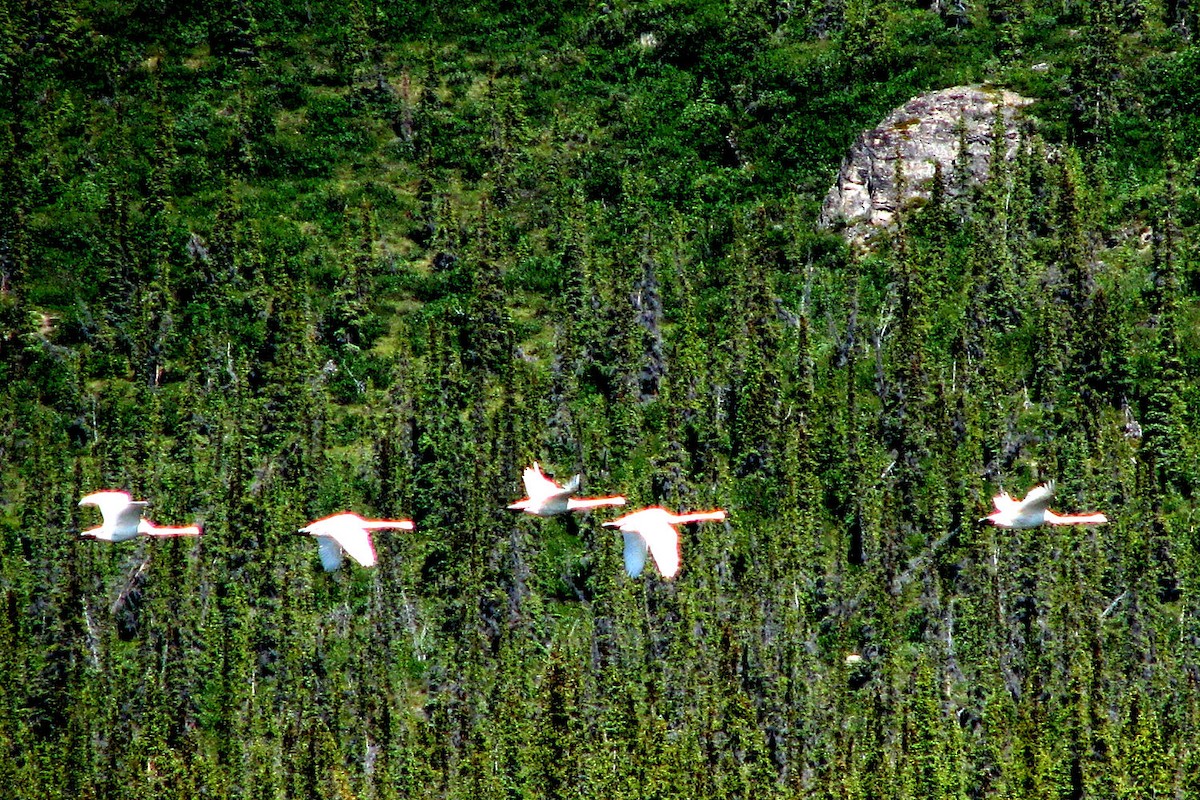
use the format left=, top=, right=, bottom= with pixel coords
left=2, top=0, right=1200, bottom=797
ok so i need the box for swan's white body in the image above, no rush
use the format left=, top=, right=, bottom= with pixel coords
left=298, top=512, right=414, bottom=571
left=79, top=490, right=202, bottom=541
left=602, top=507, right=726, bottom=579
left=981, top=482, right=1108, bottom=528
left=507, top=462, right=625, bottom=516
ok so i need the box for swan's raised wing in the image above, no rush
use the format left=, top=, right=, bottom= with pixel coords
left=115, top=502, right=149, bottom=533
left=81, top=491, right=148, bottom=539
left=1018, top=482, right=1055, bottom=515
left=522, top=462, right=564, bottom=501
left=990, top=491, right=1019, bottom=513
left=81, top=491, right=136, bottom=524
left=315, top=536, right=345, bottom=571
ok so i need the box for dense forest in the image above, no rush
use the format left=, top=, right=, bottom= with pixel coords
left=2, top=0, right=1200, bottom=796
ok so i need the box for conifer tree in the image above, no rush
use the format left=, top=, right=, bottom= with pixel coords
left=0, top=124, right=29, bottom=299
left=327, top=203, right=375, bottom=351
left=338, top=0, right=376, bottom=87
left=210, top=0, right=259, bottom=64
left=1076, top=0, right=1120, bottom=144
left=463, top=200, right=513, bottom=374
left=840, top=261, right=870, bottom=569
left=1121, top=692, right=1171, bottom=799
left=880, top=194, right=933, bottom=578
left=556, top=206, right=598, bottom=382
left=728, top=212, right=784, bottom=481
left=132, top=258, right=175, bottom=388
left=967, top=113, right=1021, bottom=343
left=1139, top=163, right=1188, bottom=495
left=143, top=80, right=177, bottom=269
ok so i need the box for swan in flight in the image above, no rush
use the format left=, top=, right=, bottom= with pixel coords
left=298, top=512, right=414, bottom=571
left=980, top=482, right=1108, bottom=528
left=79, top=490, right=202, bottom=541
left=507, top=462, right=626, bottom=516
left=602, top=507, right=726, bottom=579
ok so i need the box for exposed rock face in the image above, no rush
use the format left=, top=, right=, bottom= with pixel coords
left=819, top=85, right=1034, bottom=246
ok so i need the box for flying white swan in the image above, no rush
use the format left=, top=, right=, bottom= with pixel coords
left=298, top=512, right=414, bottom=571
left=602, top=506, right=726, bottom=579
left=79, top=490, right=202, bottom=541
left=507, top=462, right=626, bottom=516
left=980, top=482, right=1108, bottom=528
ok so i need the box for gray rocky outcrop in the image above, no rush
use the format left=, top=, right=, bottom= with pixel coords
left=818, top=85, right=1035, bottom=247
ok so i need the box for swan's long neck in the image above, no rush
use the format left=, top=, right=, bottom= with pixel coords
left=1045, top=511, right=1108, bottom=526
left=671, top=510, right=726, bottom=524
left=140, top=521, right=202, bottom=537
left=364, top=520, right=415, bottom=530
left=566, top=496, right=626, bottom=511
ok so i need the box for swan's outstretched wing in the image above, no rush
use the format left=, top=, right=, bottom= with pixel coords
left=622, top=532, right=649, bottom=578
left=315, top=536, right=345, bottom=571
left=326, top=526, right=377, bottom=568
left=607, top=508, right=683, bottom=578
left=302, top=514, right=381, bottom=569
left=638, top=519, right=682, bottom=579
left=1018, top=482, right=1055, bottom=515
